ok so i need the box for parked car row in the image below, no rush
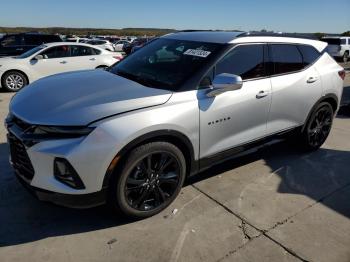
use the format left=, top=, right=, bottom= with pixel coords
left=0, top=42, right=123, bottom=91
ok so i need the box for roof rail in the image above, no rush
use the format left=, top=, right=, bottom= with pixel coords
left=239, top=31, right=318, bottom=40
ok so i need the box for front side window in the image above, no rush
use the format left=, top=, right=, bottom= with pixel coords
left=40, top=45, right=70, bottom=59
left=340, top=39, right=346, bottom=45
left=215, top=44, right=265, bottom=80
left=109, top=38, right=224, bottom=90
left=270, top=44, right=303, bottom=75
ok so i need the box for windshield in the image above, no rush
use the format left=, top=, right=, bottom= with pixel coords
left=17, top=45, right=46, bottom=58
left=109, top=38, right=224, bottom=90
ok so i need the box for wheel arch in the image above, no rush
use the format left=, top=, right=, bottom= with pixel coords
left=102, top=130, right=198, bottom=188
left=1, top=69, right=30, bottom=86
left=301, top=93, right=338, bottom=132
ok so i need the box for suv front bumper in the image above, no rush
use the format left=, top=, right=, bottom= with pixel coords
left=15, top=170, right=107, bottom=208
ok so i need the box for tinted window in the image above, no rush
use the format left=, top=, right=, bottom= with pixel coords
left=0, top=35, right=19, bottom=47
left=40, top=45, right=70, bottom=59
left=270, top=44, right=303, bottom=75
left=340, top=39, right=346, bottom=45
left=25, top=35, right=61, bottom=45
left=25, top=35, right=43, bottom=45
left=297, top=45, right=320, bottom=66
left=70, top=45, right=101, bottom=56
left=322, top=38, right=341, bottom=45
left=216, top=44, right=265, bottom=80
left=41, top=35, right=62, bottom=43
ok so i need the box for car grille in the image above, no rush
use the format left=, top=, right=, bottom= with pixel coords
left=8, top=133, right=35, bottom=180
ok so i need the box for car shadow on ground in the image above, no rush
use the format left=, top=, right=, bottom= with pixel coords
left=0, top=110, right=350, bottom=247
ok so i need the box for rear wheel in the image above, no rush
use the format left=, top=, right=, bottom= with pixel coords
left=300, top=102, right=334, bottom=151
left=1, top=71, right=28, bottom=92
left=108, top=142, right=186, bottom=218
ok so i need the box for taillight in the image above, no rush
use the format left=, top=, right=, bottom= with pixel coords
left=113, top=55, right=123, bottom=60
left=338, top=70, right=346, bottom=80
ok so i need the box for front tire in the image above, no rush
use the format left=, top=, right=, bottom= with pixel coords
left=300, top=102, right=334, bottom=151
left=1, top=71, right=28, bottom=92
left=108, top=142, right=186, bottom=218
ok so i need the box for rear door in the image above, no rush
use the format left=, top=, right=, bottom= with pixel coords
left=199, top=44, right=272, bottom=159
left=69, top=45, right=102, bottom=69
left=267, top=44, right=322, bottom=134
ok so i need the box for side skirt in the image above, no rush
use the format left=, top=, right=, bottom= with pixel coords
left=195, top=126, right=302, bottom=175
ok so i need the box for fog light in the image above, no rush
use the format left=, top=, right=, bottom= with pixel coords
left=54, top=158, right=85, bottom=189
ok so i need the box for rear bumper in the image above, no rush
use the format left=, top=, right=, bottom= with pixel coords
left=15, top=171, right=107, bottom=209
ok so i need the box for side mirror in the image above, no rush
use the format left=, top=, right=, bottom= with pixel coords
left=206, top=73, right=243, bottom=97
left=34, top=54, right=44, bottom=60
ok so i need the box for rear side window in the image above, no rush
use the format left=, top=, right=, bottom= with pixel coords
left=1, top=35, right=19, bottom=47
left=297, top=45, right=321, bottom=67
left=340, top=39, right=346, bottom=45
left=322, top=38, right=341, bottom=45
left=270, top=44, right=303, bottom=75
left=25, top=35, right=44, bottom=45
left=216, top=44, right=266, bottom=80
left=70, top=45, right=101, bottom=56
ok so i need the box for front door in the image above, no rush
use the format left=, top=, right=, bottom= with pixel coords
left=199, top=44, right=271, bottom=160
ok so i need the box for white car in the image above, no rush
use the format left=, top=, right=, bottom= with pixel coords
left=322, top=36, right=350, bottom=62
left=0, top=42, right=123, bottom=91
left=86, top=39, right=115, bottom=52
left=113, top=40, right=130, bottom=52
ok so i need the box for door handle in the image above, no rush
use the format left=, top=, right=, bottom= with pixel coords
left=256, top=90, right=269, bottom=99
left=307, top=76, right=318, bottom=83
left=89, top=58, right=96, bottom=61
left=60, top=61, right=67, bottom=64
left=16, top=48, right=24, bottom=51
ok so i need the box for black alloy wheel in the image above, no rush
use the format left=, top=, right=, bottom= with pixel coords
left=125, top=152, right=181, bottom=211
left=109, top=142, right=186, bottom=218
left=305, top=102, right=334, bottom=149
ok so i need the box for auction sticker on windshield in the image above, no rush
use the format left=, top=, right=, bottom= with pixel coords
left=184, top=49, right=211, bottom=58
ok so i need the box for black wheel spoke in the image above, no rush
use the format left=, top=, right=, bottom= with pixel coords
left=124, top=150, right=182, bottom=212
left=157, top=154, right=174, bottom=174
left=154, top=186, right=166, bottom=205
left=133, top=188, right=151, bottom=208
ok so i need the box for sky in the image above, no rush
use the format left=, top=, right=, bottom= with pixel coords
left=0, top=0, right=349, bottom=33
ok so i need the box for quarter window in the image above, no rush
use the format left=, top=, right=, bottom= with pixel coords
left=270, top=44, right=303, bottom=75
left=297, top=45, right=321, bottom=67
left=215, top=44, right=265, bottom=80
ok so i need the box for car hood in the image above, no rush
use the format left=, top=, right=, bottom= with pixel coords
left=10, top=70, right=172, bottom=126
